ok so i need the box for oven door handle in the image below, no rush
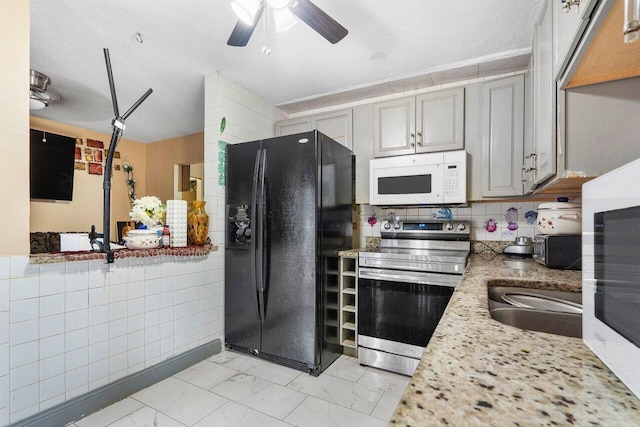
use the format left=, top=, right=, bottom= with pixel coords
left=358, top=267, right=460, bottom=287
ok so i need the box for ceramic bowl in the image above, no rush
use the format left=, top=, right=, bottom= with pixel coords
left=536, top=202, right=582, bottom=235
left=123, top=229, right=161, bottom=249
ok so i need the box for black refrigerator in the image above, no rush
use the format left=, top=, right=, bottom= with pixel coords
left=225, top=131, right=353, bottom=375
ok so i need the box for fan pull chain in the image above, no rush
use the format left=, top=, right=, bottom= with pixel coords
left=262, top=3, right=272, bottom=55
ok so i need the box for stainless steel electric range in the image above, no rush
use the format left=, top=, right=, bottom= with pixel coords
left=358, top=220, right=470, bottom=376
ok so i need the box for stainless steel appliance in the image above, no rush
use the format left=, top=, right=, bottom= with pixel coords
left=225, top=131, right=353, bottom=375
left=369, top=151, right=467, bottom=206
left=533, top=235, right=582, bottom=270
left=583, top=157, right=640, bottom=399
left=503, top=236, right=534, bottom=258
left=358, top=220, right=470, bottom=376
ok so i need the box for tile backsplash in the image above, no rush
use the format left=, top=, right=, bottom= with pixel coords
left=358, top=202, right=540, bottom=248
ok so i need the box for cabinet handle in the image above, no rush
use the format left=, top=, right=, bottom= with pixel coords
left=417, top=132, right=423, bottom=146
left=524, top=167, right=537, bottom=173
left=410, top=133, right=415, bottom=148
left=525, top=152, right=537, bottom=159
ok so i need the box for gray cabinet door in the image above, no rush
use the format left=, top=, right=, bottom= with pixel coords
left=523, top=68, right=537, bottom=194
left=353, top=104, right=375, bottom=204
left=482, top=75, right=525, bottom=197
left=416, top=88, right=465, bottom=153
left=552, top=0, right=589, bottom=79
left=373, top=97, right=415, bottom=157
left=275, top=117, right=311, bottom=137
left=311, top=109, right=353, bottom=150
left=534, top=0, right=557, bottom=185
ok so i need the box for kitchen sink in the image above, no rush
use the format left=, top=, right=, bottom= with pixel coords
left=488, top=286, right=582, bottom=338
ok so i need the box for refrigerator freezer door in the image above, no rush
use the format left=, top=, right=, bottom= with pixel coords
left=225, top=141, right=262, bottom=352
left=259, top=132, right=320, bottom=369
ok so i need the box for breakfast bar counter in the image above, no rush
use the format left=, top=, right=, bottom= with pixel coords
left=28, top=244, right=217, bottom=264
left=390, top=254, right=640, bottom=426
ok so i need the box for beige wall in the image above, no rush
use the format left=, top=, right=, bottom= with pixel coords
left=0, top=0, right=30, bottom=256
left=145, top=132, right=204, bottom=202
left=29, top=117, right=147, bottom=235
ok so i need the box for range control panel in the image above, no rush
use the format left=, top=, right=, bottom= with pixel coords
left=380, top=220, right=470, bottom=239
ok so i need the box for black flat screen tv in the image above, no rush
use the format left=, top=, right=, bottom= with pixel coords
left=30, top=129, right=76, bottom=201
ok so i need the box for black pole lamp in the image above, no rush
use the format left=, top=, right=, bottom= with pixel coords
left=89, top=48, right=153, bottom=263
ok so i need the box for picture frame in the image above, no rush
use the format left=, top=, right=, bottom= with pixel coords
left=88, top=162, right=103, bottom=175
left=86, top=139, right=104, bottom=149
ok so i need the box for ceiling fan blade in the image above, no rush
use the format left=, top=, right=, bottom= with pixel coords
left=227, top=6, right=264, bottom=47
left=289, top=0, right=348, bottom=44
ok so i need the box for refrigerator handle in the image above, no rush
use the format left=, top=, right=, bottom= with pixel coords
left=250, top=148, right=263, bottom=323
left=257, top=149, right=267, bottom=321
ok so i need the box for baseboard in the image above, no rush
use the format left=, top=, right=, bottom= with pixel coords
left=11, top=339, right=222, bottom=427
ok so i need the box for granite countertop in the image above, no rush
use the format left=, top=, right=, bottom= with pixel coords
left=390, top=253, right=640, bottom=426
left=338, top=248, right=377, bottom=257
left=29, top=244, right=217, bottom=264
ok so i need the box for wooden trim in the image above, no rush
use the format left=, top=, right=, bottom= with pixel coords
left=179, top=164, right=191, bottom=191
left=567, top=0, right=640, bottom=88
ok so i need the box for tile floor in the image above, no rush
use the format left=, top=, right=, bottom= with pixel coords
left=68, top=351, right=409, bottom=427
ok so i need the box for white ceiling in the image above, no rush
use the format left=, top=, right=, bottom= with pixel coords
left=30, top=0, right=544, bottom=142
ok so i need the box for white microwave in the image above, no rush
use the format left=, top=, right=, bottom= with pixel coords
left=369, top=151, right=466, bottom=206
left=583, top=157, right=640, bottom=399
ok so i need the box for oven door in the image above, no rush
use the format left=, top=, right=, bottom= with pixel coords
left=358, top=268, right=456, bottom=351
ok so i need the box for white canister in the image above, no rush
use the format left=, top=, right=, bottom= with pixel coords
left=536, top=201, right=582, bottom=235
left=123, top=229, right=162, bottom=249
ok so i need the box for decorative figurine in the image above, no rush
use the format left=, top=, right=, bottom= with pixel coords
left=484, top=218, right=498, bottom=233
left=505, top=207, right=519, bottom=231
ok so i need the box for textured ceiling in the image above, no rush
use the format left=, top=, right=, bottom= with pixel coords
left=30, top=0, right=544, bottom=142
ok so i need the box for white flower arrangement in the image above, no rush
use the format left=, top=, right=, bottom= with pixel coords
left=129, top=196, right=166, bottom=228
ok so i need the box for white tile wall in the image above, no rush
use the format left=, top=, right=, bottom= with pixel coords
left=0, top=253, right=223, bottom=424
left=359, top=201, right=540, bottom=247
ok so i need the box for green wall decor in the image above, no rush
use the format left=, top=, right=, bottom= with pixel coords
left=218, top=140, right=227, bottom=186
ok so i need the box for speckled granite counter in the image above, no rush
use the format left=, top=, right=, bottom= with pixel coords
left=390, top=253, right=640, bottom=426
left=29, top=244, right=217, bottom=264
left=337, top=248, right=375, bottom=257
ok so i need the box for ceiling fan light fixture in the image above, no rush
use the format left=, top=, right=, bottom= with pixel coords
left=231, top=0, right=262, bottom=25
left=29, top=69, right=59, bottom=109
left=29, top=96, right=47, bottom=110
left=274, top=7, right=297, bottom=33
left=268, top=0, right=290, bottom=9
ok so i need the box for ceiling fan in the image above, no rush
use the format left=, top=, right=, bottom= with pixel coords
left=227, top=0, right=348, bottom=47
left=29, top=69, right=60, bottom=110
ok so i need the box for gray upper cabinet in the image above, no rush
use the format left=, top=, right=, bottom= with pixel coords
left=481, top=75, right=525, bottom=197
left=374, top=88, right=464, bottom=157
left=552, top=0, right=590, bottom=79
left=533, top=0, right=556, bottom=185
left=522, top=67, right=536, bottom=195
left=311, top=110, right=353, bottom=150
left=416, top=88, right=465, bottom=153
left=373, top=97, right=416, bottom=157
left=275, top=109, right=353, bottom=149
left=275, top=117, right=311, bottom=136
left=353, top=104, right=375, bottom=204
